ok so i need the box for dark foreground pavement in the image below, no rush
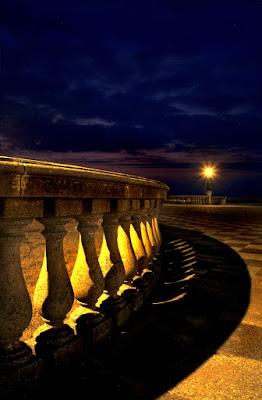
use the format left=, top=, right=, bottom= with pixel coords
left=19, top=205, right=262, bottom=400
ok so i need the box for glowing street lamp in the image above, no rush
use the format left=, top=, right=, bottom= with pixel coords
left=204, top=167, right=214, bottom=204
left=205, top=168, right=213, bottom=178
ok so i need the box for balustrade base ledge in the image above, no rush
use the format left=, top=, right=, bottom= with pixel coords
left=36, top=335, right=84, bottom=370
left=132, top=275, right=152, bottom=302
left=69, top=308, right=112, bottom=345
left=98, top=294, right=132, bottom=330
left=121, top=288, right=144, bottom=313
left=0, top=356, right=43, bottom=398
left=75, top=315, right=112, bottom=345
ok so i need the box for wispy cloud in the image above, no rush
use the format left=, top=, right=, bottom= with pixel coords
left=2, top=140, right=261, bottom=173
left=73, top=117, right=116, bottom=127
left=52, top=113, right=117, bottom=127
left=170, top=101, right=217, bottom=117
left=4, top=96, right=117, bottom=128
left=149, top=84, right=198, bottom=101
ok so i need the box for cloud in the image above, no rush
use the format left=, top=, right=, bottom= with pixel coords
left=225, top=105, right=253, bottom=116
left=52, top=113, right=117, bottom=127
left=1, top=129, right=262, bottom=197
left=170, top=102, right=217, bottom=117
left=73, top=117, right=116, bottom=127
left=2, top=0, right=262, bottom=197
left=149, top=88, right=194, bottom=101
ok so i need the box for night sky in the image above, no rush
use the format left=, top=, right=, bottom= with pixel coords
left=1, top=0, right=262, bottom=197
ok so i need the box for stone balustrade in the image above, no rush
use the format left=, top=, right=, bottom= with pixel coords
left=167, top=195, right=226, bottom=205
left=0, top=156, right=169, bottom=394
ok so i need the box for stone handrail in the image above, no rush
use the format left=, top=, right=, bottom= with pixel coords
left=0, top=156, right=169, bottom=393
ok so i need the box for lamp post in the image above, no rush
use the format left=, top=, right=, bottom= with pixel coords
left=205, top=168, right=213, bottom=204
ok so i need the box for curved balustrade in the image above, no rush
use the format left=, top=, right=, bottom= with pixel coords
left=167, top=195, right=227, bottom=205
left=0, top=156, right=169, bottom=393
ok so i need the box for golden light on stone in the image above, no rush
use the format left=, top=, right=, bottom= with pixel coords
left=0, top=156, right=168, bottom=385
left=117, top=225, right=138, bottom=281
left=130, top=224, right=146, bottom=263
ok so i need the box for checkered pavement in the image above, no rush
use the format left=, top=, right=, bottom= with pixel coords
left=160, top=204, right=262, bottom=264
left=157, top=204, right=262, bottom=399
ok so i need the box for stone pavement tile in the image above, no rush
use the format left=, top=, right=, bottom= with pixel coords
left=157, top=392, right=189, bottom=399
left=241, top=283, right=262, bottom=327
left=223, top=239, right=252, bottom=245
left=245, top=266, right=262, bottom=279
left=244, top=259, right=262, bottom=269
left=165, top=355, right=262, bottom=400
left=255, top=269, right=262, bottom=278
left=245, top=244, right=262, bottom=250
left=252, top=239, right=262, bottom=244
left=229, top=245, right=247, bottom=252
left=234, top=235, right=260, bottom=240
left=242, top=313, right=262, bottom=328
left=239, top=252, right=262, bottom=261
left=239, top=248, right=262, bottom=254
left=215, top=231, right=239, bottom=236
left=239, top=230, right=260, bottom=235
left=217, top=323, right=262, bottom=361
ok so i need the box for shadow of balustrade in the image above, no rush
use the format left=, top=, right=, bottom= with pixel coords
left=20, top=224, right=251, bottom=400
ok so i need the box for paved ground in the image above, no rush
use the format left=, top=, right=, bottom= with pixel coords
left=20, top=204, right=262, bottom=400
left=157, top=204, right=262, bottom=400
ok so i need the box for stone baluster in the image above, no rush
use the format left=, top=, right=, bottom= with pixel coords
left=117, top=204, right=143, bottom=311
left=0, top=218, right=33, bottom=370
left=130, top=200, right=148, bottom=273
left=151, top=206, right=161, bottom=250
left=154, top=199, right=162, bottom=246
left=146, top=200, right=159, bottom=256
left=70, top=199, right=112, bottom=342
left=129, top=200, right=156, bottom=298
left=118, top=208, right=139, bottom=283
left=33, top=199, right=80, bottom=359
left=141, top=201, right=160, bottom=288
left=99, top=200, right=125, bottom=310
left=98, top=200, right=130, bottom=326
left=0, top=199, right=43, bottom=371
left=140, top=200, right=154, bottom=264
left=151, top=200, right=161, bottom=247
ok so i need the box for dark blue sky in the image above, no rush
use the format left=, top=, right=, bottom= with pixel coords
left=1, top=0, right=262, bottom=196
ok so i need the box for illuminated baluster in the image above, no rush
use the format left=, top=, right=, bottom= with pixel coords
left=149, top=203, right=163, bottom=283
left=118, top=210, right=143, bottom=311
left=0, top=217, right=33, bottom=369
left=140, top=201, right=154, bottom=264
left=154, top=200, right=162, bottom=246
left=34, top=216, right=75, bottom=357
left=98, top=201, right=131, bottom=326
left=99, top=212, right=126, bottom=308
left=129, top=203, right=152, bottom=301
left=130, top=207, right=148, bottom=273
left=151, top=206, right=161, bottom=251
left=71, top=213, right=104, bottom=306
left=145, top=201, right=158, bottom=256
left=70, top=200, right=112, bottom=341
left=118, top=211, right=139, bottom=283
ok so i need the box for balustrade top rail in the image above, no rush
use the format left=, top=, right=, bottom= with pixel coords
left=0, top=156, right=169, bottom=199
